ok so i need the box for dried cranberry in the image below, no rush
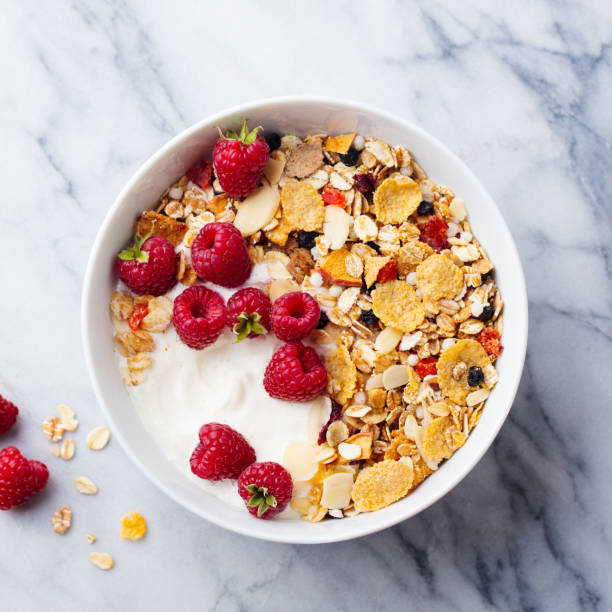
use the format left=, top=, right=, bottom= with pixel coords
left=415, top=357, right=438, bottom=379
left=317, top=399, right=342, bottom=444
left=321, top=185, right=346, bottom=207
left=420, top=215, right=449, bottom=252
left=354, top=173, right=376, bottom=195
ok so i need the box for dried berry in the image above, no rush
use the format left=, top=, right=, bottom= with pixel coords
left=321, top=185, right=346, bottom=207
left=481, top=270, right=494, bottom=282
left=317, top=399, right=342, bottom=444
left=296, top=230, right=319, bottom=250
left=316, top=310, right=329, bottom=329
left=339, top=147, right=359, bottom=167
left=477, top=305, right=494, bottom=322
left=366, top=240, right=381, bottom=254
left=360, top=309, right=379, bottom=326
left=467, top=366, right=484, bottom=387
left=419, top=215, right=449, bottom=252
left=477, top=328, right=503, bottom=357
left=354, top=173, right=376, bottom=195
left=415, top=357, right=438, bottom=379
left=417, top=201, right=434, bottom=215
left=264, top=132, right=281, bottom=152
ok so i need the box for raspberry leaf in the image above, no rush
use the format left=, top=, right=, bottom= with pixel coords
left=246, top=483, right=277, bottom=517
left=117, top=233, right=150, bottom=263
left=218, top=118, right=262, bottom=146
left=232, top=312, right=267, bottom=343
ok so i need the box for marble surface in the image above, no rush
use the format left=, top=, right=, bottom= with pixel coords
left=1, top=0, right=611, bottom=610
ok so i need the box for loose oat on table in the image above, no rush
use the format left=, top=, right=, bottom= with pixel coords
left=110, top=124, right=504, bottom=522
left=51, top=505, right=72, bottom=534
left=75, top=476, right=98, bottom=495
left=90, top=552, right=114, bottom=570
left=86, top=426, right=111, bottom=450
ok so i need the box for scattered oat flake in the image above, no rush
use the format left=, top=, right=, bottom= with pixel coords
left=121, top=511, right=147, bottom=541
left=372, top=281, right=425, bottom=333
left=60, top=438, right=75, bottom=461
left=437, top=339, right=490, bottom=403
left=43, top=417, right=64, bottom=442
left=373, top=176, right=421, bottom=224
left=352, top=459, right=414, bottom=512
left=421, top=417, right=453, bottom=462
left=324, top=133, right=356, bottom=154
left=75, top=476, right=98, bottom=495
left=416, top=254, right=464, bottom=301
left=57, top=404, right=78, bottom=432
left=86, top=426, right=111, bottom=450
left=90, top=552, right=114, bottom=570
left=51, top=505, right=72, bottom=534
left=280, top=180, right=325, bottom=231
left=324, top=345, right=357, bottom=405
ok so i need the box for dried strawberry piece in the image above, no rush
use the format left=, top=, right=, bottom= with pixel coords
left=415, top=357, right=438, bottom=379
left=321, top=185, right=346, bottom=207
left=317, top=399, right=342, bottom=445
left=186, top=159, right=212, bottom=189
left=420, top=215, right=449, bottom=252
left=376, top=259, right=397, bottom=283
left=128, top=303, right=148, bottom=330
left=477, top=328, right=503, bottom=356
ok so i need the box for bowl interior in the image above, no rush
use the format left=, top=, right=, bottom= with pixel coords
left=82, top=98, right=527, bottom=544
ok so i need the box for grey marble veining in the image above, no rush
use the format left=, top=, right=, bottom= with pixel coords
left=1, top=1, right=611, bottom=610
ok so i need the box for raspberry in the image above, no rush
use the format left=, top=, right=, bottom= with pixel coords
left=185, top=159, right=212, bottom=189
left=226, top=287, right=271, bottom=342
left=415, top=357, right=438, bottom=379
left=0, top=395, right=18, bottom=435
left=190, top=423, right=256, bottom=481
left=339, top=147, right=359, bottom=167
left=238, top=462, right=292, bottom=519
left=317, top=398, right=342, bottom=444
left=477, top=328, right=503, bottom=357
left=0, top=447, right=49, bottom=511
left=321, top=185, right=346, bottom=207
left=191, top=222, right=252, bottom=288
left=270, top=292, right=320, bottom=342
left=128, top=303, right=148, bottom=330
left=419, top=216, right=449, bottom=252
left=173, top=286, right=226, bottom=350
left=213, top=119, right=269, bottom=197
left=116, top=235, right=177, bottom=296
left=354, top=173, right=376, bottom=195
left=376, top=259, right=397, bottom=283
left=263, top=341, right=327, bottom=402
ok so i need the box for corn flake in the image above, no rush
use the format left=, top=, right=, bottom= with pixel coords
left=121, top=511, right=147, bottom=541
left=415, top=254, right=463, bottom=301
left=265, top=216, right=292, bottom=246
left=372, top=281, right=425, bottom=333
left=397, top=241, right=434, bottom=276
left=437, top=339, right=490, bottom=403
left=324, top=345, right=357, bottom=405
left=324, top=133, right=356, bottom=154
left=373, top=176, right=421, bottom=224
left=135, top=211, right=187, bottom=247
left=352, top=459, right=414, bottom=512
left=364, top=255, right=391, bottom=288
left=422, top=417, right=453, bottom=462
left=280, top=180, right=324, bottom=232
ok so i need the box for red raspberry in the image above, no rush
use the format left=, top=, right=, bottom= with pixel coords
left=415, top=357, right=438, bottom=379
left=0, top=447, right=49, bottom=511
left=477, top=328, right=503, bottom=356
left=376, top=259, right=397, bottom=283
left=420, top=216, right=449, bottom=252
left=270, top=292, right=320, bottom=342
left=173, top=286, right=226, bottom=350
left=116, top=234, right=177, bottom=296
left=190, top=423, right=256, bottom=481
left=354, top=172, right=376, bottom=195
left=321, top=185, right=346, bottom=207
left=263, top=341, right=327, bottom=402
left=0, top=395, right=18, bottom=435
left=191, top=222, right=252, bottom=288
left=238, top=461, right=292, bottom=519
left=213, top=119, right=269, bottom=197
left=226, top=287, right=271, bottom=342
left=185, top=159, right=212, bottom=189
left=128, top=303, right=148, bottom=330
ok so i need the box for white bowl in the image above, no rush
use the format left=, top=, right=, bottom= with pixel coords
left=82, top=97, right=528, bottom=544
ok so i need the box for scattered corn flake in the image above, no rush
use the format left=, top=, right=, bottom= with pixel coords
left=324, top=133, right=356, bottom=154
left=280, top=180, right=325, bottom=232
left=134, top=210, right=187, bottom=247
left=285, top=142, right=324, bottom=179
left=437, top=339, right=490, bottom=403
left=324, top=344, right=357, bottom=406
left=364, top=255, right=391, bottom=288
left=371, top=281, right=425, bottom=333
left=415, top=254, right=463, bottom=301
left=352, top=459, right=414, bottom=512
left=373, top=176, right=421, bottom=224
left=318, top=248, right=362, bottom=287
left=121, top=511, right=147, bottom=541
left=421, top=417, right=453, bottom=462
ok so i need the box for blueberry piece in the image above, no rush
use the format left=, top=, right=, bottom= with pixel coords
left=417, top=201, right=434, bottom=215
left=297, top=230, right=318, bottom=250
left=360, top=309, right=379, bottom=325
left=316, top=311, right=329, bottom=329
left=477, top=305, right=494, bottom=322
left=467, top=366, right=484, bottom=387
left=481, top=270, right=494, bottom=282
left=366, top=240, right=381, bottom=254
left=264, top=132, right=281, bottom=152
left=339, top=147, right=359, bottom=167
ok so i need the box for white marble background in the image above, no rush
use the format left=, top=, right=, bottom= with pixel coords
left=1, top=0, right=611, bottom=610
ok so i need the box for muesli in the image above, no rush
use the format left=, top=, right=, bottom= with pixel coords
left=110, top=121, right=503, bottom=521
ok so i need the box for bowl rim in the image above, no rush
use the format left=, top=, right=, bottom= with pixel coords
left=81, top=96, right=528, bottom=544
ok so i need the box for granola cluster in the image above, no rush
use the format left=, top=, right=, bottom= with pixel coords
left=113, top=129, right=503, bottom=520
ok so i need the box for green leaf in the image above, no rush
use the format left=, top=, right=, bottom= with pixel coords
left=245, top=483, right=276, bottom=517
left=232, top=311, right=268, bottom=343
left=117, top=231, right=150, bottom=263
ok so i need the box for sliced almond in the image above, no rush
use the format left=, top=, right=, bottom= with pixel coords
left=326, top=421, right=349, bottom=447
left=90, top=552, right=114, bottom=571
left=233, top=185, right=280, bottom=236
left=75, top=476, right=98, bottom=495
left=86, top=426, right=111, bottom=451
left=323, top=204, right=351, bottom=250
left=57, top=404, right=78, bottom=432
left=338, top=442, right=361, bottom=461
left=382, top=364, right=410, bottom=390
left=320, top=473, right=353, bottom=509
left=314, top=445, right=336, bottom=464
left=263, top=157, right=285, bottom=185
left=345, top=405, right=371, bottom=418
left=365, top=373, right=384, bottom=390
left=466, top=388, right=490, bottom=406
left=283, top=441, right=319, bottom=482
left=268, top=278, right=300, bottom=302
left=343, top=432, right=373, bottom=460
left=374, top=326, right=402, bottom=354
left=353, top=214, right=378, bottom=242
left=450, top=197, right=467, bottom=221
